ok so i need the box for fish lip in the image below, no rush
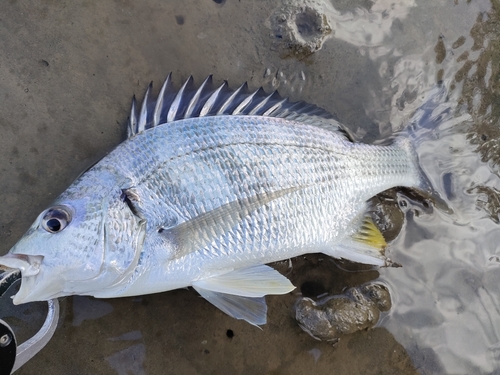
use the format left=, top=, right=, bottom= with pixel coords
left=0, top=254, right=54, bottom=305
left=0, top=254, right=44, bottom=277
left=0, top=254, right=46, bottom=304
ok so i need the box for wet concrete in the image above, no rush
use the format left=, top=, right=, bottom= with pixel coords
left=14, top=258, right=416, bottom=375
left=0, top=0, right=498, bottom=374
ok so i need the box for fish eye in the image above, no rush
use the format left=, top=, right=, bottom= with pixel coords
left=41, top=206, right=72, bottom=233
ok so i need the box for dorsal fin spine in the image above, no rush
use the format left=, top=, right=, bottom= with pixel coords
left=127, top=96, right=138, bottom=138
left=153, top=73, right=172, bottom=127
left=249, top=91, right=276, bottom=115
left=127, top=73, right=342, bottom=139
left=185, top=75, right=212, bottom=119
left=262, top=97, right=288, bottom=116
left=200, top=81, right=227, bottom=117
left=167, top=76, right=192, bottom=122
left=232, top=88, right=259, bottom=115
left=217, top=82, right=247, bottom=115
left=137, top=82, right=152, bottom=133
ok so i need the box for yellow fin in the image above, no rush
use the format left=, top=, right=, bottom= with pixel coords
left=351, top=216, right=387, bottom=253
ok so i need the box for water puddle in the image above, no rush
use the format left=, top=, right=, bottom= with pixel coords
left=106, top=331, right=146, bottom=375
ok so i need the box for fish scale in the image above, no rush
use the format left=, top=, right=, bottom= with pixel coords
left=114, top=116, right=419, bottom=279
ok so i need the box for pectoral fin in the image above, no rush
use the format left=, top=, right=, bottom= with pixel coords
left=192, top=265, right=295, bottom=297
left=192, top=265, right=295, bottom=326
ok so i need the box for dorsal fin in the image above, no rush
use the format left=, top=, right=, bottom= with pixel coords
left=127, top=74, right=349, bottom=139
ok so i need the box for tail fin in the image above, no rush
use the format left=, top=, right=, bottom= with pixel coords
left=396, top=84, right=453, bottom=214
left=404, top=84, right=450, bottom=147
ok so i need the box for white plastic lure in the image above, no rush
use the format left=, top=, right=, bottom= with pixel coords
left=0, top=75, right=429, bottom=325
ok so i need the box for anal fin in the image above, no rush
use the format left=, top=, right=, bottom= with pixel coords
left=336, top=215, right=389, bottom=266
left=351, top=215, right=387, bottom=250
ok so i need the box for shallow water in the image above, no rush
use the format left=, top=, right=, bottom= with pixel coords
left=0, top=0, right=499, bottom=374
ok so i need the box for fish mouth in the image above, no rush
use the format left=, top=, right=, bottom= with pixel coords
left=0, top=254, right=45, bottom=304
left=0, top=254, right=43, bottom=276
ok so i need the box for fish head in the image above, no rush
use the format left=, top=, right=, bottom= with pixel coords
left=0, top=175, right=146, bottom=304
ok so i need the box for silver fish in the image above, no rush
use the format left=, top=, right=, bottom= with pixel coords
left=0, top=74, right=428, bottom=325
